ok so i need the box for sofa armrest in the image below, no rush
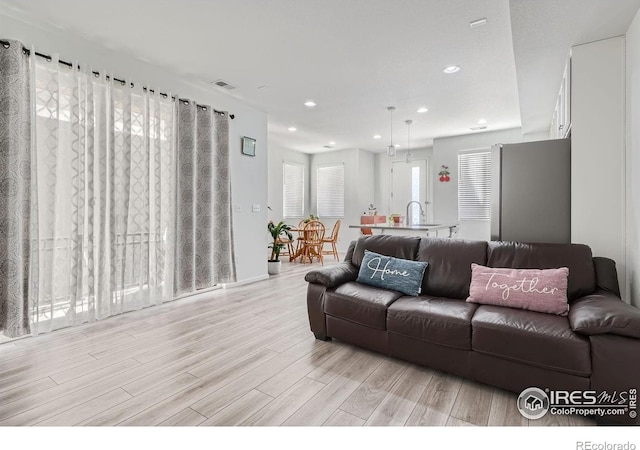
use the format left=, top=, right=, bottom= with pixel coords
left=569, top=290, right=640, bottom=339
left=344, top=241, right=356, bottom=264
left=304, top=262, right=358, bottom=288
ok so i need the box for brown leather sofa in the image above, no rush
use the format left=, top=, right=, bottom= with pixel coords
left=305, top=235, right=640, bottom=425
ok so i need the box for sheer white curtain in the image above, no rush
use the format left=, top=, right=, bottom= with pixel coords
left=32, top=56, right=176, bottom=333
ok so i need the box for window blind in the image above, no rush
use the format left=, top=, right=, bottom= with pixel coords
left=283, top=162, right=304, bottom=218
left=317, top=164, right=344, bottom=218
left=458, top=151, right=492, bottom=220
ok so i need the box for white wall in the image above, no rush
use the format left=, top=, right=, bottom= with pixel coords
left=309, top=148, right=376, bottom=253
left=572, top=37, right=627, bottom=301
left=627, top=14, right=640, bottom=307
left=358, top=149, right=376, bottom=217
left=374, top=147, right=434, bottom=221
left=432, top=128, right=524, bottom=241
left=1, top=12, right=269, bottom=284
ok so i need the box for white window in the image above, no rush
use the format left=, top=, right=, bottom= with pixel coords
left=458, top=151, right=491, bottom=220
left=283, top=162, right=305, bottom=218
left=317, top=164, right=344, bottom=218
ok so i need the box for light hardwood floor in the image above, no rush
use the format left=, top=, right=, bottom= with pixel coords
left=0, top=257, right=595, bottom=426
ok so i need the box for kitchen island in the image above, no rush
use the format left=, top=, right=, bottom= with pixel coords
left=348, top=223, right=459, bottom=238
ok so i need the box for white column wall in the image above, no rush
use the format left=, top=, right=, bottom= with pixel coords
left=626, top=13, right=640, bottom=307
left=571, top=37, right=627, bottom=300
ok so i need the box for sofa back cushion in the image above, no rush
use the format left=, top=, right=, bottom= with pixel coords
left=487, top=241, right=595, bottom=301
left=352, top=235, right=421, bottom=268
left=417, top=238, right=488, bottom=299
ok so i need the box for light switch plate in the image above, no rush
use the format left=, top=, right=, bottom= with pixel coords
left=233, top=204, right=242, bottom=213
left=252, top=204, right=261, bottom=212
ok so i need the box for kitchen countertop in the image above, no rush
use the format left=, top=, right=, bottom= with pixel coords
left=348, top=223, right=459, bottom=236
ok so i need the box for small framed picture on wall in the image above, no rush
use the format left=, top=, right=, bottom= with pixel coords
left=242, top=136, right=256, bottom=156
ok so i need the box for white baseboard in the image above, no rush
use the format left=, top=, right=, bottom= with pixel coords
left=222, top=274, right=269, bottom=289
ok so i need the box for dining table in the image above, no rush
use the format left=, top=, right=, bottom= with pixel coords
left=288, top=223, right=324, bottom=263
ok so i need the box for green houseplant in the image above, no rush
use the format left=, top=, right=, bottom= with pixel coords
left=267, top=220, right=293, bottom=275
left=302, top=213, right=319, bottom=224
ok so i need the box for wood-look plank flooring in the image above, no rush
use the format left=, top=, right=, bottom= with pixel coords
left=0, top=257, right=595, bottom=426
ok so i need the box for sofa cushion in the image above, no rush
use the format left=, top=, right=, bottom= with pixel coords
left=356, top=250, right=428, bottom=296
left=387, top=296, right=479, bottom=350
left=351, top=235, right=421, bottom=268
left=487, top=241, right=595, bottom=301
left=467, top=264, right=569, bottom=316
left=324, top=281, right=403, bottom=330
left=417, top=237, right=488, bottom=299
left=471, top=305, right=591, bottom=377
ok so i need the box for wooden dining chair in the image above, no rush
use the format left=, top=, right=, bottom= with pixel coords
left=291, top=219, right=307, bottom=260
left=301, top=220, right=326, bottom=265
left=276, top=233, right=295, bottom=261
left=321, top=220, right=341, bottom=260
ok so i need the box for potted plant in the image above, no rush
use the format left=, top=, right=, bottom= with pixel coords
left=302, top=213, right=319, bottom=224
left=388, top=213, right=404, bottom=225
left=267, top=220, right=293, bottom=275
left=367, top=203, right=377, bottom=215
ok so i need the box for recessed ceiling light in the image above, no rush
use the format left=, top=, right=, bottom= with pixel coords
left=477, top=119, right=487, bottom=125
left=329, top=141, right=336, bottom=146
left=304, top=100, right=317, bottom=108
left=470, top=18, right=487, bottom=28
left=373, top=134, right=382, bottom=139
left=417, top=107, right=429, bottom=113
left=443, top=65, right=461, bottom=74
left=288, top=127, right=297, bottom=132
left=394, top=144, right=401, bottom=148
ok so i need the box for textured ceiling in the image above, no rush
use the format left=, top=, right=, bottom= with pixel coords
left=0, top=0, right=639, bottom=152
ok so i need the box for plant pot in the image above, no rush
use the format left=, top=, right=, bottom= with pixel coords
left=268, top=260, right=282, bottom=275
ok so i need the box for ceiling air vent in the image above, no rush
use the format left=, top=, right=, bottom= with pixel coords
left=211, top=79, right=237, bottom=90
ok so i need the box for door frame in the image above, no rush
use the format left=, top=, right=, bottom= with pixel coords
left=389, top=157, right=433, bottom=223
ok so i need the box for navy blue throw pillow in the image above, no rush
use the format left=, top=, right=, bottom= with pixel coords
left=356, top=250, right=428, bottom=296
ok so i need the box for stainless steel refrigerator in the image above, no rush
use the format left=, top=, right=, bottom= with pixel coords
left=490, top=138, right=571, bottom=243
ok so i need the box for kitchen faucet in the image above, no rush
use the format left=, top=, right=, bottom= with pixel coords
left=406, top=201, right=425, bottom=225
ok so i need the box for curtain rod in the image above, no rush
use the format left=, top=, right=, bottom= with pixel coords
left=0, top=39, right=235, bottom=119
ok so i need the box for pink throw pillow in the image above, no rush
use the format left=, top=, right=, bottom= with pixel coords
left=466, top=263, right=570, bottom=316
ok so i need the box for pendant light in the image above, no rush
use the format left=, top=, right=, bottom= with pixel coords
left=405, top=119, right=413, bottom=164
left=386, top=106, right=396, bottom=157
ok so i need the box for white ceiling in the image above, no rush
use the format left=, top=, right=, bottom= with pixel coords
left=1, top=0, right=639, bottom=153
